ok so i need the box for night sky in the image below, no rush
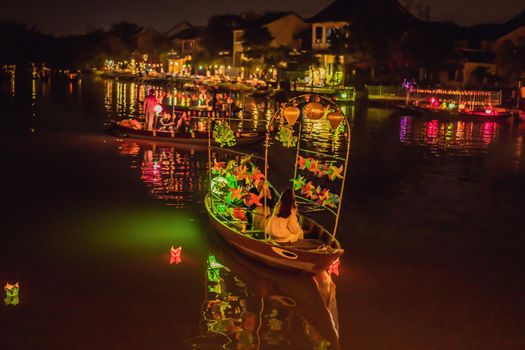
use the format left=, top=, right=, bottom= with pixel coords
left=1, top=0, right=523, bottom=34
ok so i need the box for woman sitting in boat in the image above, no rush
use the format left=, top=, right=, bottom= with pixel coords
left=266, top=188, right=304, bottom=243
left=158, top=113, right=174, bottom=131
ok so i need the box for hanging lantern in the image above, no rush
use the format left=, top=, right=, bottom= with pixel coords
left=327, top=111, right=344, bottom=130
left=283, top=106, right=300, bottom=126
left=303, top=102, right=325, bottom=120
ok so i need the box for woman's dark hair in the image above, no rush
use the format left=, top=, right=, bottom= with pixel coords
left=276, top=188, right=296, bottom=218
left=148, top=88, right=155, bottom=95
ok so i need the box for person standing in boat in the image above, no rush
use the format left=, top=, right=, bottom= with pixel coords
left=266, top=188, right=304, bottom=243
left=143, top=89, right=158, bottom=131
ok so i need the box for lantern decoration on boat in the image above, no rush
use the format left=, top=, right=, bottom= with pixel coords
left=4, top=282, right=19, bottom=306
left=303, top=102, right=325, bottom=120
left=170, top=246, right=182, bottom=264
left=283, top=106, right=300, bottom=126
left=273, top=94, right=349, bottom=229
left=326, top=111, right=344, bottom=130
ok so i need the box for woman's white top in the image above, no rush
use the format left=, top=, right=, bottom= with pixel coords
left=266, top=209, right=304, bottom=243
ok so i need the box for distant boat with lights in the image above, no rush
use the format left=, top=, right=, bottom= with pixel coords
left=396, top=102, right=513, bottom=121
left=394, top=87, right=513, bottom=120
left=204, top=94, right=348, bottom=274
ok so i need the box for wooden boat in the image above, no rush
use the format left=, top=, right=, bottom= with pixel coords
left=204, top=94, right=349, bottom=274
left=110, top=121, right=265, bottom=145
left=205, top=194, right=343, bottom=274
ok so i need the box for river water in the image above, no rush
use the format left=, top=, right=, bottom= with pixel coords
left=1, top=74, right=524, bottom=350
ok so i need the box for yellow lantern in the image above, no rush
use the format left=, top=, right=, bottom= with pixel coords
left=327, top=111, right=344, bottom=130
left=283, top=106, right=300, bottom=126
left=303, top=102, right=325, bottom=120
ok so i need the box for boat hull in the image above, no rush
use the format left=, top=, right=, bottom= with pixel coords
left=205, top=194, right=343, bottom=274
left=111, top=122, right=265, bottom=145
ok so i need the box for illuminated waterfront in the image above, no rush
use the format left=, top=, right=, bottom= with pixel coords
left=1, top=76, right=524, bottom=349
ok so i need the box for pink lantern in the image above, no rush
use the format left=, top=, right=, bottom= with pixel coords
left=170, top=246, right=182, bottom=264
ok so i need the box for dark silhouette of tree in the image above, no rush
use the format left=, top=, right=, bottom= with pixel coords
left=110, top=21, right=143, bottom=51
left=242, top=27, right=273, bottom=58
left=200, top=15, right=243, bottom=58
left=497, top=40, right=525, bottom=83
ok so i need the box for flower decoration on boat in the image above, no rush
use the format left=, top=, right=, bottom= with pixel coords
left=4, top=282, right=19, bottom=306
left=250, top=168, right=265, bottom=186
left=327, top=164, right=344, bottom=181
left=228, top=187, right=244, bottom=202
left=291, top=175, right=307, bottom=191
left=296, top=156, right=345, bottom=181
left=211, top=160, right=226, bottom=174
left=213, top=121, right=236, bottom=147
left=210, top=176, right=230, bottom=197
left=275, top=125, right=297, bottom=148
left=307, top=159, right=321, bottom=177
left=301, top=182, right=319, bottom=200
left=297, top=155, right=311, bottom=170
left=234, top=164, right=250, bottom=182
left=231, top=207, right=247, bottom=221
left=317, top=189, right=340, bottom=208
left=243, top=192, right=262, bottom=207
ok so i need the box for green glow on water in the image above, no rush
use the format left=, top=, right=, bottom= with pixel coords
left=53, top=207, right=208, bottom=256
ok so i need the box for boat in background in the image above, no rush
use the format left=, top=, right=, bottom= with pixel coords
left=396, top=101, right=513, bottom=121
left=110, top=119, right=265, bottom=146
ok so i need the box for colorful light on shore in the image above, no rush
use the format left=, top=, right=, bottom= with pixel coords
left=4, top=282, right=20, bottom=306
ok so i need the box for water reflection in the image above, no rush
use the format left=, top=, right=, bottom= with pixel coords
left=117, top=141, right=207, bottom=207
left=398, top=115, right=503, bottom=155
left=188, top=251, right=339, bottom=350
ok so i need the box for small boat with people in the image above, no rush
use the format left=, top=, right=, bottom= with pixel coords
left=396, top=97, right=513, bottom=121
left=111, top=89, right=265, bottom=145
left=204, top=94, right=349, bottom=274
left=111, top=115, right=266, bottom=146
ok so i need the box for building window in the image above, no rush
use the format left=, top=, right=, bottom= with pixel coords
left=183, top=41, right=194, bottom=52
left=326, top=28, right=334, bottom=44
left=234, top=31, right=243, bottom=43
left=315, top=26, right=323, bottom=44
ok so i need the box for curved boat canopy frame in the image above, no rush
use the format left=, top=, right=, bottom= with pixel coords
left=263, top=94, right=351, bottom=240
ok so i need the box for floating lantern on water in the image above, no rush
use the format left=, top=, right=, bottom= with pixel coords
left=154, top=104, right=163, bottom=114
left=327, top=111, right=344, bottom=130
left=283, top=106, right=300, bottom=126
left=4, top=282, right=20, bottom=306
left=170, top=246, right=182, bottom=264
left=303, top=102, right=325, bottom=120
left=328, top=258, right=340, bottom=276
